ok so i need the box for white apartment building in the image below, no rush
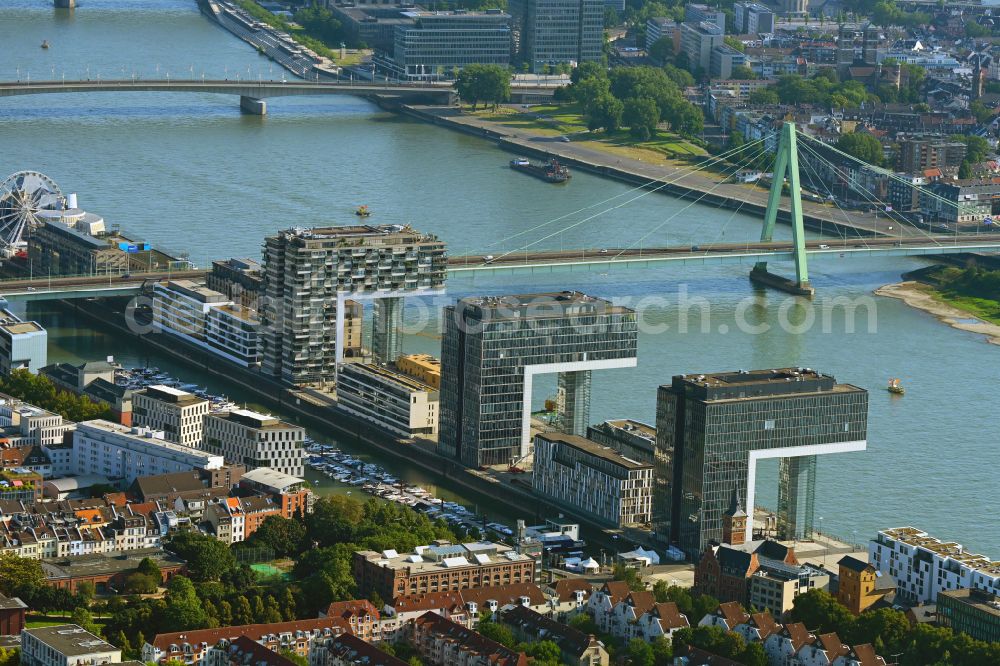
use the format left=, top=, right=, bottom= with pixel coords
left=72, top=420, right=223, bottom=484
left=0, top=398, right=73, bottom=447
left=205, top=304, right=261, bottom=367
left=21, top=625, right=121, bottom=666
left=532, top=432, right=653, bottom=528
left=153, top=279, right=231, bottom=340
left=203, top=409, right=305, bottom=477
left=870, top=527, right=1000, bottom=604
left=0, top=309, right=47, bottom=375
left=132, top=385, right=210, bottom=448
left=336, top=363, right=438, bottom=438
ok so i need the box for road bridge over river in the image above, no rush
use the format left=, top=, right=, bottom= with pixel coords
left=0, top=78, right=555, bottom=114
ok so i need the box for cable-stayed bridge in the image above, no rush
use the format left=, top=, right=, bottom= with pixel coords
left=1, top=122, right=998, bottom=301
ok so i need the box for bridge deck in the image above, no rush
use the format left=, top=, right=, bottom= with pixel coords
left=1, top=236, right=998, bottom=299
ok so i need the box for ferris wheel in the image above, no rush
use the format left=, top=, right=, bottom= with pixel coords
left=0, top=171, right=64, bottom=250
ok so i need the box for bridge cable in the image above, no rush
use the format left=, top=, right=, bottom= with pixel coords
left=607, top=145, right=773, bottom=260
left=487, top=135, right=772, bottom=258
left=703, top=148, right=780, bottom=248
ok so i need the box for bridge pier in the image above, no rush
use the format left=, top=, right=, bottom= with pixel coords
left=54, top=0, right=75, bottom=7
left=239, top=96, right=266, bottom=115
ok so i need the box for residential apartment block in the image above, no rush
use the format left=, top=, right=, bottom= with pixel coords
left=733, top=2, right=774, bottom=34
left=335, top=363, right=438, bottom=438
left=532, top=432, right=653, bottom=528
left=132, top=385, right=210, bottom=448
left=353, top=542, right=536, bottom=602
left=203, top=409, right=305, bottom=477
left=408, top=611, right=527, bottom=666
left=870, top=527, right=1000, bottom=604
left=72, top=420, right=223, bottom=484
left=261, top=225, right=446, bottom=383
left=0, top=309, right=47, bottom=375
left=21, top=625, right=121, bottom=666
left=680, top=21, right=725, bottom=74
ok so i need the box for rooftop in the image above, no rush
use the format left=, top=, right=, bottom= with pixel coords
left=456, top=291, right=633, bottom=320
left=340, top=362, right=436, bottom=392
left=670, top=367, right=865, bottom=401
left=142, top=385, right=208, bottom=407
left=22, top=625, right=118, bottom=656
left=0, top=310, right=44, bottom=336
left=938, top=588, right=1000, bottom=618
left=159, top=280, right=229, bottom=304
left=274, top=224, right=442, bottom=246
left=877, top=527, right=1000, bottom=577
left=211, top=409, right=293, bottom=430
left=240, top=467, right=307, bottom=493
left=41, top=548, right=186, bottom=581
left=535, top=432, right=651, bottom=470
left=356, top=541, right=530, bottom=573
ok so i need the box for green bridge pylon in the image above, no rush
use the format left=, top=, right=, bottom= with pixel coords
left=750, top=121, right=815, bottom=297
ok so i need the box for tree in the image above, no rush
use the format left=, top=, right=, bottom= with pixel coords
left=523, top=640, right=561, bottom=666
left=71, top=607, right=102, bottom=636
left=749, top=88, right=780, bottom=106
left=568, top=612, right=599, bottom=635
left=77, top=581, right=96, bottom=604
left=957, top=134, right=990, bottom=164
left=788, top=589, right=854, bottom=636
left=836, top=132, right=884, bottom=167
left=627, top=638, right=655, bottom=666
left=162, top=576, right=208, bottom=632
left=454, top=64, right=511, bottom=110
left=623, top=97, right=660, bottom=141
left=651, top=636, right=672, bottom=665
left=739, top=641, right=768, bottom=666
left=966, top=21, right=991, bottom=38
left=613, top=564, right=646, bottom=592
left=731, top=65, right=756, bottom=80
left=0, top=552, right=45, bottom=597
left=137, top=557, right=161, bottom=579
left=586, top=93, right=624, bottom=132
left=248, top=515, right=306, bottom=557
left=476, top=620, right=515, bottom=648
left=279, top=649, right=308, bottom=666
left=166, top=531, right=237, bottom=582
left=662, top=64, right=694, bottom=89
left=233, top=595, right=254, bottom=625
left=649, top=37, right=674, bottom=64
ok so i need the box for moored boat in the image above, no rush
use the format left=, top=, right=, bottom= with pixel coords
left=509, top=157, right=571, bottom=183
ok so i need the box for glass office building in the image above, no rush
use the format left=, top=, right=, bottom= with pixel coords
left=509, top=0, right=604, bottom=72
left=391, top=10, right=512, bottom=80
left=438, top=291, right=637, bottom=468
left=655, top=368, right=868, bottom=555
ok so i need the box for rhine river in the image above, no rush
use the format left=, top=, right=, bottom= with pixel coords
left=2, top=0, right=998, bottom=554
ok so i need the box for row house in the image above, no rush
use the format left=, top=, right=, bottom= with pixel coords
left=500, top=605, right=608, bottom=666
left=544, top=578, right=592, bottom=621
left=607, top=590, right=655, bottom=639
left=694, top=605, right=889, bottom=666
left=381, top=583, right=550, bottom=631
left=204, top=636, right=298, bottom=666
left=633, top=602, right=689, bottom=642
left=408, top=611, right=528, bottom=666
left=325, top=634, right=407, bottom=666
left=321, top=601, right=385, bottom=643
left=585, top=581, right=631, bottom=634
left=144, top=618, right=350, bottom=665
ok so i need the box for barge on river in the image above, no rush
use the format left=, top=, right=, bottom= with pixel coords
left=510, top=157, right=571, bottom=183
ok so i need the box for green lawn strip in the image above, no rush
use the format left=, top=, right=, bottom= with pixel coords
left=930, top=289, right=1000, bottom=326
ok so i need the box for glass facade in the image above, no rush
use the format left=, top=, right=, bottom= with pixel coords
left=655, top=369, right=868, bottom=555
left=392, top=11, right=511, bottom=79
left=509, top=0, right=603, bottom=72
left=438, top=292, right=637, bottom=468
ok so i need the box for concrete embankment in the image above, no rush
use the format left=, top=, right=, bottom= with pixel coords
left=59, top=298, right=638, bottom=547
left=395, top=103, right=885, bottom=240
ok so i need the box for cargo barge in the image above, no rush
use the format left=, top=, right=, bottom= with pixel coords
left=509, top=157, right=571, bottom=183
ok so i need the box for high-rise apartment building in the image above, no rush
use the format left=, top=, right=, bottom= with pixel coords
left=438, top=291, right=637, bottom=468
left=203, top=409, right=306, bottom=477
left=260, top=225, right=447, bottom=385
left=132, top=385, right=210, bottom=448
left=509, top=0, right=603, bottom=73
left=656, top=368, right=868, bottom=555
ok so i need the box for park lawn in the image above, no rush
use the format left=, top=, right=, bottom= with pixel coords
left=466, top=103, right=588, bottom=136
left=26, top=613, right=108, bottom=631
